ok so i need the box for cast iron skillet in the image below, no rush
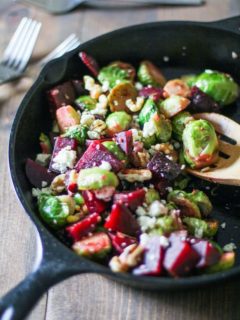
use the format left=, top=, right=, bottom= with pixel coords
left=1, top=15, right=240, bottom=320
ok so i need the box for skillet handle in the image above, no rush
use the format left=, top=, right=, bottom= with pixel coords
left=210, top=15, right=240, bottom=32
left=0, top=257, right=88, bottom=320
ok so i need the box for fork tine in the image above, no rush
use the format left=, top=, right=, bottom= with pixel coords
left=4, top=18, right=33, bottom=67
left=18, top=21, right=41, bottom=72
left=40, top=34, right=80, bottom=66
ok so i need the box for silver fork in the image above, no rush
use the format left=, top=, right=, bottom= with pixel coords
left=0, top=17, right=42, bottom=85
left=39, top=33, right=81, bottom=67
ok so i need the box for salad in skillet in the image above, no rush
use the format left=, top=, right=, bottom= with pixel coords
left=25, top=52, right=239, bottom=277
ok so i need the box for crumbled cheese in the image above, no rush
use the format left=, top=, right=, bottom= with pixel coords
left=143, top=121, right=156, bottom=138
left=137, top=216, right=157, bottom=232
left=174, top=142, right=181, bottom=149
left=135, top=82, right=143, bottom=90
left=136, top=206, right=147, bottom=216
left=52, top=146, right=77, bottom=173
left=99, top=161, right=112, bottom=171
left=148, top=200, right=168, bottom=217
left=91, top=94, right=108, bottom=116
left=32, top=187, right=51, bottom=197
left=35, top=153, right=51, bottom=166
left=125, top=97, right=144, bottom=112
left=80, top=112, right=95, bottom=127
left=181, top=164, right=186, bottom=170
left=232, top=51, right=238, bottom=59
left=131, top=129, right=142, bottom=142
left=223, top=243, right=237, bottom=252
left=159, top=236, right=169, bottom=248
left=163, top=56, right=170, bottom=62
left=41, top=181, right=48, bottom=187
left=83, top=75, right=102, bottom=99
left=166, top=187, right=173, bottom=192
left=221, top=222, right=226, bottom=229
left=102, top=81, right=110, bottom=92
left=139, top=233, right=150, bottom=246
left=87, top=130, right=101, bottom=139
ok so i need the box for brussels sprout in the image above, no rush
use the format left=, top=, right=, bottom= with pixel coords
left=163, top=79, right=190, bottom=98
left=190, top=190, right=212, bottom=216
left=159, top=95, right=190, bottom=118
left=137, top=60, right=166, bottom=87
left=106, top=111, right=132, bottom=135
left=102, top=141, right=127, bottom=162
left=167, top=190, right=201, bottom=218
left=181, top=74, right=197, bottom=87
left=78, top=168, right=119, bottom=190
left=205, top=252, right=235, bottom=273
left=192, top=70, right=239, bottom=106
left=138, top=98, right=159, bottom=127
left=98, top=64, right=131, bottom=89
left=63, top=125, right=88, bottom=145
left=172, top=111, right=194, bottom=141
left=38, top=193, right=74, bottom=228
left=108, top=82, right=138, bottom=113
left=142, top=134, right=157, bottom=149
left=152, top=113, right=172, bottom=143
left=149, top=216, right=179, bottom=235
left=145, top=188, right=160, bottom=205
left=182, top=119, right=219, bottom=169
left=74, top=192, right=85, bottom=205
left=75, top=95, right=97, bottom=111
left=183, top=217, right=218, bottom=238
left=173, top=174, right=190, bottom=190
left=110, top=61, right=136, bottom=81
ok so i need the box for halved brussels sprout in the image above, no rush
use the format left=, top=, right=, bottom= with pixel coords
left=138, top=98, right=159, bottom=127
left=152, top=113, right=172, bottom=143
left=205, top=252, right=235, bottom=273
left=149, top=216, right=179, bottom=236
left=167, top=190, right=201, bottom=218
left=108, top=82, right=138, bottom=113
left=137, top=60, right=166, bottom=87
left=102, top=141, right=127, bottom=162
left=106, top=111, right=132, bottom=136
left=189, top=190, right=212, bottom=216
left=75, top=95, right=97, bottom=111
left=172, top=111, right=194, bottom=141
left=191, top=70, right=239, bottom=106
left=183, top=217, right=218, bottom=238
left=38, top=193, right=74, bottom=229
left=182, top=119, right=219, bottom=169
left=78, top=168, right=119, bottom=190
left=159, top=95, right=190, bottom=118
left=63, top=125, right=88, bottom=145
left=98, top=64, right=131, bottom=89
left=142, top=134, right=157, bottom=149
left=145, top=188, right=160, bottom=205
left=163, top=79, right=190, bottom=98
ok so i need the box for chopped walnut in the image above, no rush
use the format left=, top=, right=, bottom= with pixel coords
left=118, top=169, right=152, bottom=182
left=131, top=151, right=150, bottom=168
left=50, top=174, right=66, bottom=194
left=151, top=143, right=178, bottom=162
left=90, top=119, right=107, bottom=134
left=125, top=97, right=144, bottom=112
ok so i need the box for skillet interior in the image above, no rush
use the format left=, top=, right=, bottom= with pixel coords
left=9, top=20, right=240, bottom=290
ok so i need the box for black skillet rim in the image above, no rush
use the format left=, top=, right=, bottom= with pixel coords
left=9, top=18, right=240, bottom=290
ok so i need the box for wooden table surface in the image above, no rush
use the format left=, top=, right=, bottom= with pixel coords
left=0, top=1, right=240, bottom=319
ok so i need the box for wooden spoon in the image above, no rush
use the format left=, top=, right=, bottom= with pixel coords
left=186, top=112, right=240, bottom=186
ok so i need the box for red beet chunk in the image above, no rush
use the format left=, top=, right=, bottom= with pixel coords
left=79, top=51, right=99, bottom=77
left=154, top=178, right=172, bottom=197
left=49, top=137, right=78, bottom=173
left=133, top=236, right=165, bottom=276
left=75, top=141, right=123, bottom=173
left=139, top=87, right=164, bottom=102
left=109, top=232, right=137, bottom=253
left=114, top=130, right=133, bottom=155
left=113, top=189, right=146, bottom=211
left=66, top=212, right=101, bottom=242
left=71, top=80, right=84, bottom=96
left=147, top=152, right=181, bottom=181
left=190, top=86, right=220, bottom=113
left=25, top=158, right=56, bottom=188
left=191, top=239, right=221, bottom=268
left=163, top=236, right=199, bottom=277
left=104, top=203, right=140, bottom=236
left=47, top=81, right=76, bottom=112
left=82, top=190, right=107, bottom=214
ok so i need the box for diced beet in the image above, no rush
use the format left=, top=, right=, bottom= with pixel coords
left=133, top=236, right=165, bottom=276
left=190, top=86, right=220, bottom=112
left=66, top=212, right=101, bottom=242
left=113, top=189, right=146, bottom=211
left=154, top=178, right=172, bottom=197
left=109, top=232, right=137, bottom=253
left=104, top=203, right=140, bottom=236
left=47, top=81, right=76, bottom=113
left=114, top=130, right=133, bottom=155
left=139, top=87, right=164, bottom=102
left=191, top=239, right=221, bottom=268
left=163, top=235, right=199, bottom=277
left=82, top=190, right=107, bottom=214
left=25, top=158, right=56, bottom=188
left=79, top=51, right=99, bottom=77
left=147, top=152, right=181, bottom=181
left=85, top=138, right=112, bottom=147
left=71, top=80, right=85, bottom=96
left=75, top=141, right=123, bottom=173
left=49, top=137, right=78, bottom=173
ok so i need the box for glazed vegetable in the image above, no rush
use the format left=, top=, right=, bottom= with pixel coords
left=172, top=111, right=194, bottom=141
left=149, top=216, right=179, bottom=235
left=38, top=193, right=75, bottom=228
left=63, top=125, right=88, bottom=145
left=108, top=82, right=137, bottom=113
left=137, top=60, right=166, bottom=87
left=106, top=111, right=132, bottom=135
left=75, top=95, right=97, bottom=110
left=77, top=167, right=119, bottom=190
left=182, top=119, right=219, bottom=169
left=145, top=188, right=161, bottom=205
left=190, top=190, right=212, bottom=216
left=183, top=217, right=218, bottom=238
left=159, top=95, right=191, bottom=118
left=151, top=113, right=172, bottom=143
left=168, top=190, right=201, bottom=218
left=138, top=98, right=159, bottom=127
left=56, top=105, right=81, bottom=132
left=98, top=64, right=132, bottom=88
left=191, top=70, right=239, bottom=106
left=163, top=79, right=190, bottom=98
